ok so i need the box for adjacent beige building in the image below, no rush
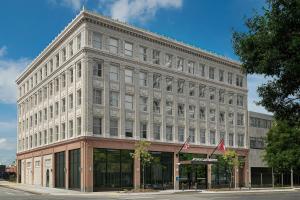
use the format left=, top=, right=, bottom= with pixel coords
left=16, top=9, right=249, bottom=191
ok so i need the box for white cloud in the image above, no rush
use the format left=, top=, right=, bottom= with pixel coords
left=49, top=0, right=85, bottom=11
left=247, top=74, right=273, bottom=115
left=106, top=0, right=183, bottom=23
left=0, top=138, right=16, bottom=150
left=0, top=46, right=7, bottom=57
left=0, top=46, right=31, bottom=104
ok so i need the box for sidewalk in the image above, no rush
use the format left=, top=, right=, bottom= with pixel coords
left=0, top=181, right=298, bottom=196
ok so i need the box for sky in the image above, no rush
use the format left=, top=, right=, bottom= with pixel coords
left=0, top=0, right=271, bottom=165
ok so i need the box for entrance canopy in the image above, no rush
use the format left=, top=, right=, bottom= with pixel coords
left=179, top=158, right=218, bottom=165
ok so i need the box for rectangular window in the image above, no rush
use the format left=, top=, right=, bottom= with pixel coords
left=55, top=102, right=59, bottom=115
left=219, top=70, right=224, bottom=82
left=152, top=50, right=160, bottom=64
left=69, top=93, right=73, bottom=109
left=125, top=121, right=133, bottom=137
left=153, top=99, right=161, bottom=114
left=188, top=61, right=195, bottom=74
left=77, top=62, right=81, bottom=78
left=189, top=82, right=195, bottom=96
left=44, top=130, right=47, bottom=144
left=44, top=108, right=47, bottom=121
left=61, top=98, right=66, bottom=112
left=55, top=54, right=59, bottom=68
left=199, top=84, right=206, bottom=98
left=50, top=59, right=53, bottom=73
left=220, top=131, right=225, bottom=142
left=166, top=126, right=173, bottom=141
left=237, top=113, right=244, bottom=126
left=153, top=73, right=161, bottom=89
left=69, top=41, right=73, bottom=56
left=153, top=124, right=161, bottom=140
left=228, top=112, right=234, bottom=125
left=200, top=129, right=206, bottom=144
left=49, top=128, right=53, bottom=143
left=140, top=122, right=147, bottom=139
left=44, top=65, right=48, bottom=77
left=77, top=117, right=81, bottom=135
left=93, top=89, right=102, bottom=104
left=166, top=100, right=173, bottom=115
left=177, top=57, right=184, bottom=71
left=200, top=64, right=205, bottom=77
left=77, top=89, right=81, bottom=106
left=109, top=37, right=118, bottom=54
left=140, top=96, right=148, bottom=112
left=139, top=46, right=147, bottom=61
left=93, top=117, right=102, bottom=135
left=210, top=108, right=216, bottom=122
left=189, top=105, right=195, bottom=118
left=238, top=133, right=245, bottom=147
left=178, top=103, right=185, bottom=118
left=125, top=95, right=133, bottom=110
left=165, top=54, right=172, bottom=68
left=210, top=130, right=216, bottom=145
left=125, top=69, right=133, bottom=84
left=178, top=127, right=184, bottom=142
left=109, top=64, right=119, bottom=81
left=189, top=128, right=195, bottom=143
left=92, top=32, right=102, bottom=49
left=55, top=78, right=59, bottom=92
left=199, top=106, right=206, bottom=120
left=124, top=42, right=133, bottom=56
left=209, top=87, right=216, bottom=100
left=69, top=120, right=73, bottom=137
left=237, top=94, right=244, bottom=106
left=61, top=123, right=65, bottom=139
left=110, top=92, right=119, bottom=107
left=93, top=61, right=102, bottom=77
left=228, top=93, right=234, bottom=104
left=236, top=75, right=243, bottom=87
left=55, top=126, right=59, bottom=141
left=77, top=33, right=81, bottom=50
left=209, top=67, right=215, bottom=79
left=229, top=133, right=234, bottom=146
left=62, top=47, right=66, bottom=62
left=139, top=71, right=147, bottom=87
left=219, top=89, right=225, bottom=103
left=110, top=118, right=118, bottom=136
left=62, top=73, right=66, bottom=88
left=166, top=77, right=173, bottom=92
left=228, top=72, right=233, bottom=84
left=49, top=105, right=53, bottom=119
left=177, top=79, right=184, bottom=94
left=219, top=111, right=225, bottom=124
left=69, top=68, right=74, bottom=83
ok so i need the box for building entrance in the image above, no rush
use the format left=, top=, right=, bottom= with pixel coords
left=179, top=153, right=208, bottom=189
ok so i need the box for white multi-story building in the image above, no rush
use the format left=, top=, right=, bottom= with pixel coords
left=16, top=9, right=248, bottom=191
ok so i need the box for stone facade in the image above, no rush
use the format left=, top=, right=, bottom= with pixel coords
left=16, top=10, right=249, bottom=191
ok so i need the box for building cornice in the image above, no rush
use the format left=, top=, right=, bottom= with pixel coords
left=16, top=9, right=242, bottom=85
left=82, top=10, right=242, bottom=68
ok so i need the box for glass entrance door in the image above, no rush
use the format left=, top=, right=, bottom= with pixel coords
left=69, top=149, right=81, bottom=189
left=55, top=151, right=65, bottom=188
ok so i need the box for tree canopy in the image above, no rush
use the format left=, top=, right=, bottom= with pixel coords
left=232, top=0, right=300, bottom=124
left=264, top=120, right=300, bottom=171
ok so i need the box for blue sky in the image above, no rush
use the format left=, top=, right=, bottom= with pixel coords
left=0, top=0, right=270, bottom=164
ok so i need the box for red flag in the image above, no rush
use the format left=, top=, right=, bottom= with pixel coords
left=183, top=137, right=190, bottom=150
left=183, top=142, right=190, bottom=150
left=217, top=139, right=226, bottom=152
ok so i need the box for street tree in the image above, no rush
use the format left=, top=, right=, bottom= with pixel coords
left=264, top=120, right=300, bottom=171
left=232, top=0, right=300, bottom=124
left=219, top=149, right=240, bottom=189
left=131, top=140, right=153, bottom=189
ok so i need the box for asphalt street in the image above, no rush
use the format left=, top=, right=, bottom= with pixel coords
left=1, top=186, right=300, bottom=200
